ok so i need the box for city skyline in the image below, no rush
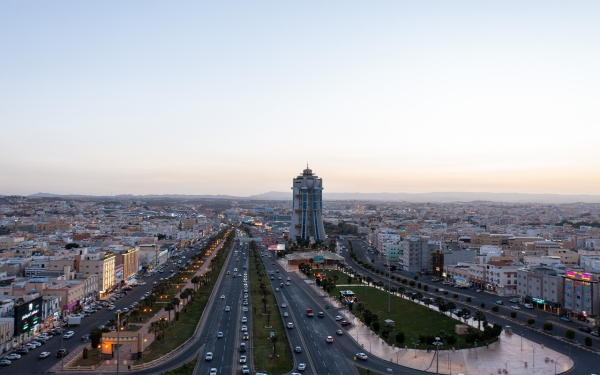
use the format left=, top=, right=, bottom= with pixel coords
left=2, top=1, right=599, bottom=196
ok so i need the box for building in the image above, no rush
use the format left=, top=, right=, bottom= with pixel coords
left=114, top=247, right=139, bottom=284
left=290, top=166, right=326, bottom=242
left=401, top=236, right=439, bottom=274
left=485, top=261, right=520, bottom=296
left=516, top=266, right=564, bottom=315
left=562, top=270, right=600, bottom=322
left=384, top=243, right=402, bottom=265
left=79, top=252, right=115, bottom=296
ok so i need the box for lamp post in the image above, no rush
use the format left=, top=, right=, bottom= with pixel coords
left=555, top=357, right=562, bottom=375
left=447, top=351, right=451, bottom=374
left=411, top=339, right=420, bottom=358
left=504, top=360, right=509, bottom=372
left=434, top=337, right=442, bottom=374
left=474, top=340, right=478, bottom=360
left=61, top=321, right=65, bottom=370
left=116, top=310, right=121, bottom=375
left=388, top=261, right=391, bottom=313
left=532, top=348, right=536, bottom=367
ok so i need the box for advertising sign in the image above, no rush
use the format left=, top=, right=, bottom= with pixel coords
left=313, top=255, right=324, bottom=263
left=114, top=264, right=124, bottom=283
left=14, top=296, right=42, bottom=335
left=268, top=244, right=286, bottom=251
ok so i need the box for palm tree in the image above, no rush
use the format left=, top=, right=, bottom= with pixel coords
left=446, top=301, right=456, bottom=316
left=397, top=286, right=406, bottom=298
left=356, top=302, right=366, bottom=319
left=460, top=308, right=471, bottom=323
left=413, top=292, right=423, bottom=301
left=473, top=310, right=487, bottom=330
left=164, top=303, right=174, bottom=321
left=158, top=318, right=169, bottom=344
left=171, top=297, right=181, bottom=312
left=271, top=334, right=279, bottom=355
left=149, top=321, right=160, bottom=340
left=184, top=288, right=194, bottom=302
left=130, top=308, right=140, bottom=323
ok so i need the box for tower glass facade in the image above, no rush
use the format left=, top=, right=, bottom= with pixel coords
left=290, top=166, right=326, bottom=241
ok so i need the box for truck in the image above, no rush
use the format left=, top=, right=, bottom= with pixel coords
left=67, top=316, right=81, bottom=327
left=306, top=308, right=314, bottom=317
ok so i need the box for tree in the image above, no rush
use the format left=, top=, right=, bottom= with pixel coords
left=83, top=347, right=88, bottom=359
left=446, top=301, right=456, bottom=315
left=492, top=306, right=499, bottom=312
left=171, top=297, right=181, bottom=312
left=543, top=322, right=553, bottom=331
left=164, top=303, right=174, bottom=321
left=150, top=321, right=160, bottom=340
left=395, top=332, right=405, bottom=344
left=130, top=308, right=140, bottom=323
left=90, top=327, right=102, bottom=349
left=585, top=336, right=592, bottom=347
left=565, top=329, right=575, bottom=340
left=271, top=334, right=279, bottom=355
left=511, top=311, right=517, bottom=319
left=527, top=318, right=535, bottom=325
left=473, top=310, right=487, bottom=330
left=373, top=321, right=380, bottom=332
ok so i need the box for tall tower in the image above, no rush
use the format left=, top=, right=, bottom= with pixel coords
left=290, top=165, right=326, bottom=242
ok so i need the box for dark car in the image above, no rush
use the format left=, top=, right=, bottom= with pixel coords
left=55, top=349, right=69, bottom=358
left=579, top=326, right=592, bottom=333
left=15, top=348, right=29, bottom=354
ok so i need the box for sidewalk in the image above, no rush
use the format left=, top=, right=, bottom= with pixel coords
left=283, top=259, right=575, bottom=375
left=92, top=240, right=225, bottom=373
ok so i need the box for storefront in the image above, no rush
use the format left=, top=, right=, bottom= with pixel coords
left=524, top=296, right=561, bottom=315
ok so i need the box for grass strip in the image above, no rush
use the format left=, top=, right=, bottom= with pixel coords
left=159, top=356, right=198, bottom=375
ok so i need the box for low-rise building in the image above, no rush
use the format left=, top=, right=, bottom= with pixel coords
left=516, top=266, right=564, bottom=315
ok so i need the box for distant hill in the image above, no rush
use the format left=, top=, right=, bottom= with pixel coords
left=26, top=191, right=600, bottom=204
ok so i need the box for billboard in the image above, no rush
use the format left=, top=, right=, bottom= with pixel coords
left=268, top=244, right=286, bottom=251
left=14, top=296, right=42, bottom=335
left=313, top=255, right=325, bottom=263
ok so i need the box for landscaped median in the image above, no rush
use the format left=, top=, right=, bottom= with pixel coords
left=248, top=242, right=293, bottom=374
left=126, top=228, right=235, bottom=369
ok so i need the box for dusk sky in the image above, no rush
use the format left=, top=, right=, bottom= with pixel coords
left=1, top=1, right=599, bottom=197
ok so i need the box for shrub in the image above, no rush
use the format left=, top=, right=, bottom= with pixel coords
left=543, top=322, right=553, bottom=331
left=417, top=283, right=422, bottom=289
left=409, top=280, right=416, bottom=287
left=444, top=291, right=449, bottom=295
left=527, top=318, right=535, bottom=325
left=510, top=312, right=517, bottom=319
left=402, top=278, right=408, bottom=284
left=446, top=335, right=457, bottom=346
left=466, top=297, right=472, bottom=302
left=434, top=288, right=439, bottom=292
left=453, top=294, right=458, bottom=299
left=424, top=285, right=429, bottom=292
left=565, top=329, right=575, bottom=340
left=491, top=306, right=499, bottom=312
left=480, top=303, right=485, bottom=308
left=395, top=332, right=405, bottom=344
left=585, top=336, right=592, bottom=347
left=82, top=347, right=88, bottom=360
left=414, top=276, right=418, bottom=281
left=373, top=321, right=380, bottom=332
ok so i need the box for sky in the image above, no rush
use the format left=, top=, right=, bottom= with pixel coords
left=1, top=1, right=599, bottom=197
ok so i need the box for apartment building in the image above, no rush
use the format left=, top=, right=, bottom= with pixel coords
left=562, top=270, right=600, bottom=322
left=443, top=264, right=471, bottom=287
left=0, top=236, right=25, bottom=250
left=114, top=247, right=139, bottom=283
left=42, top=280, right=86, bottom=316
left=516, top=267, right=564, bottom=315
left=401, top=236, right=439, bottom=274
left=79, top=252, right=115, bottom=296
left=384, top=243, right=402, bottom=265
left=485, top=260, right=519, bottom=296
left=374, top=231, right=401, bottom=253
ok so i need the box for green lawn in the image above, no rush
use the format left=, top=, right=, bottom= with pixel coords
left=160, top=356, right=198, bottom=375
left=330, top=286, right=473, bottom=350
left=356, top=365, right=385, bottom=375
left=249, top=248, right=293, bottom=375
left=71, top=347, right=102, bottom=367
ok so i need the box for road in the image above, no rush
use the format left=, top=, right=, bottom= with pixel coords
left=342, top=239, right=600, bottom=375
left=263, top=252, right=428, bottom=375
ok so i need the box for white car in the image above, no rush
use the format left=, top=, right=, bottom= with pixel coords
left=209, top=368, right=218, bottom=375
left=63, top=331, right=75, bottom=339
left=225, top=306, right=231, bottom=312
left=335, top=315, right=343, bottom=321
left=511, top=305, right=521, bottom=310
left=205, top=352, right=213, bottom=361
left=239, top=355, right=247, bottom=363
left=25, top=343, right=37, bottom=350
left=281, top=303, right=287, bottom=308
left=242, top=317, right=247, bottom=323
left=108, top=306, right=116, bottom=311
left=39, top=351, right=51, bottom=358
left=241, top=325, right=247, bottom=331
left=4, top=354, right=20, bottom=360
left=221, top=295, right=226, bottom=299
left=287, top=322, right=294, bottom=329
left=298, top=363, right=306, bottom=371
left=356, top=352, right=368, bottom=360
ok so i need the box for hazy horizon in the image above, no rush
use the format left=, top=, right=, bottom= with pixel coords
left=2, top=1, right=599, bottom=196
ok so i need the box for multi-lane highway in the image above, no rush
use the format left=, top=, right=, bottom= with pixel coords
left=342, top=239, right=600, bottom=375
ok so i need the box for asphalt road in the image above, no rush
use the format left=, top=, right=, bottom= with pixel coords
left=194, top=241, right=252, bottom=375
left=263, top=253, right=427, bottom=375
left=6, top=246, right=205, bottom=375
left=343, top=239, right=600, bottom=375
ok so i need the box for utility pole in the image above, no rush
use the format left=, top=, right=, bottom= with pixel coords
left=116, top=310, right=121, bottom=375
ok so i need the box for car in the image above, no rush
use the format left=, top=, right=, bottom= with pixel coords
left=221, top=295, right=225, bottom=299
left=205, top=352, right=213, bottom=361
left=63, top=331, right=75, bottom=339
left=242, top=332, right=249, bottom=340
left=591, top=331, right=599, bottom=337
left=524, top=303, right=534, bottom=309
left=286, top=282, right=291, bottom=286
left=15, top=348, right=28, bottom=354
left=295, top=346, right=302, bottom=353
left=243, top=307, right=248, bottom=312
left=560, top=316, right=571, bottom=322
left=318, top=311, right=324, bottom=318
left=336, top=329, right=343, bottom=335
left=287, top=277, right=291, bottom=281
left=356, top=352, right=368, bottom=360
left=25, top=343, right=37, bottom=350
left=579, top=326, right=592, bottom=333
left=298, top=363, right=306, bottom=371
left=152, top=281, right=157, bottom=285
left=225, top=306, right=231, bottom=312
left=217, top=332, right=223, bottom=338
left=209, top=368, right=218, bottom=375
left=39, top=351, right=51, bottom=358
left=326, top=336, right=334, bottom=343
left=281, top=303, right=287, bottom=308
left=242, top=317, right=247, bottom=323
left=81, top=334, right=90, bottom=341
left=287, top=322, right=294, bottom=329
left=270, top=276, right=274, bottom=280
left=55, top=349, right=68, bottom=358
left=335, top=315, right=343, bottom=321
left=239, top=355, right=247, bottom=363
left=241, top=365, right=250, bottom=374
left=509, top=298, right=521, bottom=303
left=0, top=359, right=10, bottom=366
left=341, top=320, right=349, bottom=326
left=283, top=312, right=289, bottom=317
left=475, top=289, right=482, bottom=293
left=495, top=300, right=503, bottom=305
left=4, top=353, right=20, bottom=360
left=510, top=305, right=521, bottom=310
left=275, top=288, right=280, bottom=292
left=241, top=325, right=247, bottom=332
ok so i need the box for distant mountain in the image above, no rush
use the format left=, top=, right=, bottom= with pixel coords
left=26, top=191, right=600, bottom=203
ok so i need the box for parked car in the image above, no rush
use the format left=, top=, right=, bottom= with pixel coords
left=15, top=348, right=29, bottom=355
left=579, top=326, right=592, bottom=333
left=4, top=353, right=20, bottom=360
left=560, top=316, right=571, bottom=322
left=511, top=305, right=521, bottom=310
left=0, top=359, right=11, bottom=366
left=63, top=331, right=75, bottom=339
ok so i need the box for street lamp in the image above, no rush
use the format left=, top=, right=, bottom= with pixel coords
left=116, top=310, right=121, bottom=375
left=434, top=337, right=442, bottom=374
left=411, top=339, right=420, bottom=358
left=533, top=348, right=536, bottom=367
left=555, top=357, right=562, bottom=375
left=473, top=340, right=478, bottom=360
left=505, top=360, right=509, bottom=372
